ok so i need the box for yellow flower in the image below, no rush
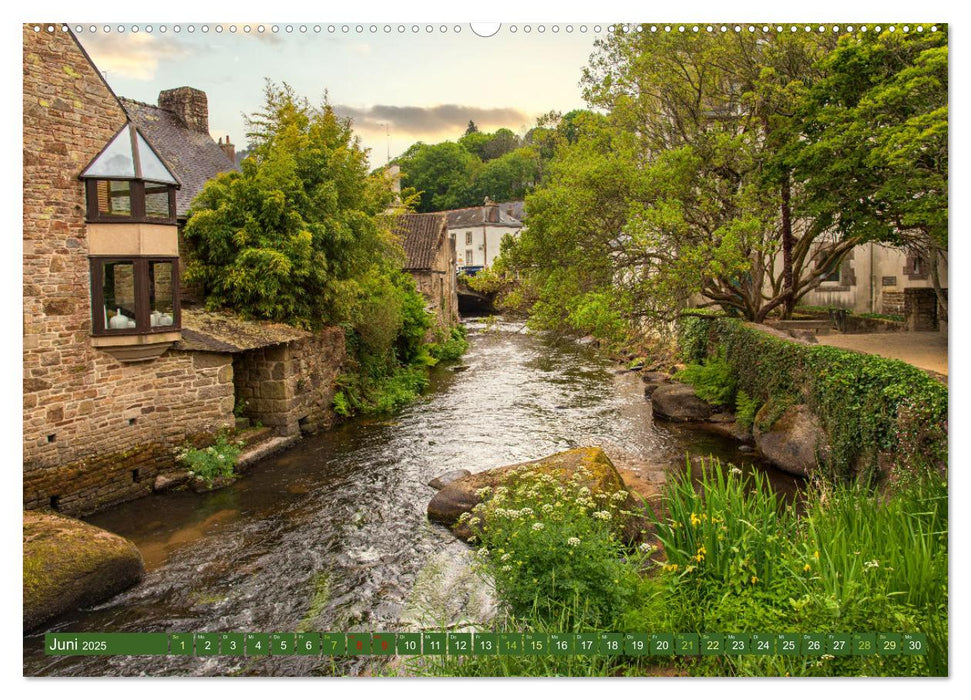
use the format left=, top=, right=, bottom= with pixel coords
left=804, top=563, right=812, bottom=572
left=813, top=550, right=820, bottom=560
left=690, top=513, right=701, bottom=527
left=750, top=576, right=759, bottom=584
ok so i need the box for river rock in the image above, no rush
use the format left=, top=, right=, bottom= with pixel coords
left=753, top=404, right=829, bottom=477
left=650, top=383, right=715, bottom=422
left=427, top=447, right=631, bottom=541
left=23, top=510, right=144, bottom=631
left=428, top=469, right=472, bottom=490
left=153, top=470, right=190, bottom=492
left=641, top=371, right=671, bottom=385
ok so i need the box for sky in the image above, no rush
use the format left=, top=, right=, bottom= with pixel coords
left=76, top=24, right=606, bottom=166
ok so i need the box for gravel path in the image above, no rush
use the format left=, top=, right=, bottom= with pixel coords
left=816, top=331, right=948, bottom=377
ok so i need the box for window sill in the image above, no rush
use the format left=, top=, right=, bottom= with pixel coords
left=91, top=331, right=181, bottom=363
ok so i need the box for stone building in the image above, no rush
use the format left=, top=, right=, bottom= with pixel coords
left=795, top=241, right=948, bottom=330
left=179, top=311, right=345, bottom=437
left=22, top=26, right=343, bottom=517
left=393, top=212, right=459, bottom=329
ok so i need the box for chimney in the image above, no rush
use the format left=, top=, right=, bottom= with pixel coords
left=387, top=164, right=402, bottom=196
left=158, top=87, right=209, bottom=134
left=219, top=135, right=235, bottom=164
left=483, top=196, right=498, bottom=223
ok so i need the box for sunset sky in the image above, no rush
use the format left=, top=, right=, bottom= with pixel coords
left=76, top=24, right=606, bottom=166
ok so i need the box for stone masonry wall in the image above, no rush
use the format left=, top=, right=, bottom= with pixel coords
left=23, top=27, right=235, bottom=516
left=904, top=288, right=938, bottom=332
left=234, top=328, right=346, bottom=437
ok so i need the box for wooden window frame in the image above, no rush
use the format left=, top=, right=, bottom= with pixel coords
left=85, top=179, right=177, bottom=224
left=89, top=256, right=181, bottom=336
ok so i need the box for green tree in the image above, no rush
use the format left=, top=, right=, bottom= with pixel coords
left=465, top=119, right=479, bottom=135
left=396, top=141, right=482, bottom=212
left=578, top=29, right=850, bottom=322
left=789, top=28, right=948, bottom=318
left=184, top=81, right=396, bottom=328
left=473, top=147, right=542, bottom=202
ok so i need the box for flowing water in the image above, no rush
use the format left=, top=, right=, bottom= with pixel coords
left=23, top=318, right=801, bottom=677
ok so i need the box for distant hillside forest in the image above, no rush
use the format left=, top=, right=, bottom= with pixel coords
left=389, top=112, right=601, bottom=212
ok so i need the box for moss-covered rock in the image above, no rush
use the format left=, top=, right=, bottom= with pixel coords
left=427, top=447, right=643, bottom=541
left=23, top=510, right=144, bottom=631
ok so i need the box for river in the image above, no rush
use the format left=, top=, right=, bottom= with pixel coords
left=23, top=317, right=801, bottom=677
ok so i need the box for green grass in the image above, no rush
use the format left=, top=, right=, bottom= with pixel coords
left=413, top=458, right=948, bottom=677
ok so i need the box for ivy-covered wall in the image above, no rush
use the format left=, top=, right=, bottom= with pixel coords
left=678, top=315, right=948, bottom=481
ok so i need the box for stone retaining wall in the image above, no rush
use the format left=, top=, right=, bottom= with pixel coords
left=234, top=327, right=346, bottom=437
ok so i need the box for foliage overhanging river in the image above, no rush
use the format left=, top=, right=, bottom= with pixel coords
left=23, top=317, right=801, bottom=677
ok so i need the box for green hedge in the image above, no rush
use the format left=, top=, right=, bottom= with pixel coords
left=678, top=315, right=948, bottom=481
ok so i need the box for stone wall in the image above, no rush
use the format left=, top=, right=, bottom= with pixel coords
left=23, top=28, right=236, bottom=516
left=234, top=328, right=346, bottom=437
left=24, top=349, right=235, bottom=515
left=882, top=291, right=905, bottom=317
left=904, top=288, right=938, bottom=331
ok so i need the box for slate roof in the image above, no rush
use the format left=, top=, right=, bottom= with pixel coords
left=177, top=309, right=311, bottom=353
left=393, top=213, right=449, bottom=271
left=120, top=98, right=238, bottom=219
left=444, top=204, right=523, bottom=229
left=496, top=200, right=526, bottom=221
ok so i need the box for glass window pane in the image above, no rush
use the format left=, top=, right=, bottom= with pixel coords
left=149, top=261, right=176, bottom=328
left=103, top=262, right=137, bottom=330
left=135, top=132, right=178, bottom=185
left=96, top=180, right=132, bottom=217
left=82, top=127, right=136, bottom=179
left=145, top=184, right=171, bottom=218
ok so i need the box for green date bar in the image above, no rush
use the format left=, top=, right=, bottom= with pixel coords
left=45, top=633, right=168, bottom=656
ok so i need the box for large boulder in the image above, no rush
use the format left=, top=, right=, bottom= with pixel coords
left=650, top=383, right=715, bottom=422
left=428, top=447, right=633, bottom=541
left=753, top=404, right=829, bottom=478
left=23, top=511, right=145, bottom=631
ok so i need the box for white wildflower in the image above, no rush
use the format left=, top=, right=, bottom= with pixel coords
left=612, top=491, right=627, bottom=501
left=501, top=565, right=512, bottom=572
left=531, top=522, right=545, bottom=531
left=729, top=466, right=743, bottom=476
left=567, top=537, right=581, bottom=547
left=592, top=510, right=612, bottom=521
left=864, top=559, right=880, bottom=569
left=639, top=542, right=655, bottom=554
left=519, top=507, right=534, bottom=518
left=541, top=504, right=554, bottom=513
left=501, top=553, right=512, bottom=561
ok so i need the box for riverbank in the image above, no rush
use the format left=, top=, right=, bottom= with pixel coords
left=26, top=317, right=776, bottom=676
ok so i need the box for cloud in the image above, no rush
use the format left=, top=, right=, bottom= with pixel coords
left=79, top=32, right=191, bottom=80
left=333, top=104, right=530, bottom=137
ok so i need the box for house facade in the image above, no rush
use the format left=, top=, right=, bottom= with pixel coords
left=797, top=241, right=948, bottom=330
left=394, top=213, right=459, bottom=329
left=445, top=199, right=523, bottom=271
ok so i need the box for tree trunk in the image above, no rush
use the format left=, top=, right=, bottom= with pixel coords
left=780, top=174, right=795, bottom=319
left=928, top=244, right=948, bottom=327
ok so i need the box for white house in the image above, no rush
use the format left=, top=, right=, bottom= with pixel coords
left=445, top=199, right=523, bottom=271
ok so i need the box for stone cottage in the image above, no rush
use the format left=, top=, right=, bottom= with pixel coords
left=394, top=212, right=459, bottom=329
left=22, top=26, right=344, bottom=517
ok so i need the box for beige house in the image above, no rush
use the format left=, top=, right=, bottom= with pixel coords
left=798, top=241, right=947, bottom=330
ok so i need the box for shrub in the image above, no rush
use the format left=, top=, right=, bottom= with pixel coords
left=675, top=353, right=736, bottom=407
left=428, top=325, right=469, bottom=363
left=464, top=465, right=649, bottom=630
left=676, top=315, right=948, bottom=480
left=176, top=433, right=243, bottom=486
left=734, top=389, right=761, bottom=430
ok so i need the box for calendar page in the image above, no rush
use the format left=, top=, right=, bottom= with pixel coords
left=20, top=4, right=950, bottom=687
